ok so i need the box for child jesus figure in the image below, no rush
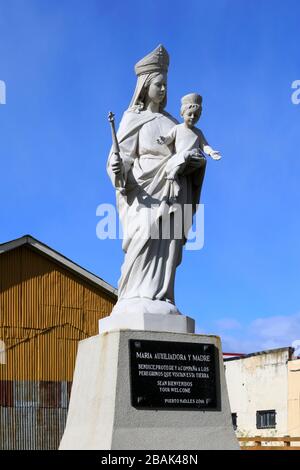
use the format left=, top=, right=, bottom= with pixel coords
left=157, top=93, right=221, bottom=199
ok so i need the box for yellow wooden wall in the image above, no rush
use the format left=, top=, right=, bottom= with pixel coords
left=0, top=246, right=116, bottom=381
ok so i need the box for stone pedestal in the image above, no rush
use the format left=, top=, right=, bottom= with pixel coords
left=59, top=330, right=239, bottom=450
left=99, top=312, right=195, bottom=334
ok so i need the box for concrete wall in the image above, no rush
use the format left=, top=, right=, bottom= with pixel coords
left=288, top=359, right=300, bottom=437
left=225, top=349, right=290, bottom=437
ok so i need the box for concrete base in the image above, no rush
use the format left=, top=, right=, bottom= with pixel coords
left=60, top=330, right=239, bottom=450
left=99, top=312, right=195, bottom=334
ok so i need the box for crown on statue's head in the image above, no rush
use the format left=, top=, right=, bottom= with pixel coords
left=181, top=93, right=202, bottom=106
left=134, top=44, right=169, bottom=76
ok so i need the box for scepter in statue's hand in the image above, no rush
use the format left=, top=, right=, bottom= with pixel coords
left=108, top=111, right=126, bottom=195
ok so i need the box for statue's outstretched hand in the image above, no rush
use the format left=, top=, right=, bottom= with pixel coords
left=210, top=150, right=222, bottom=161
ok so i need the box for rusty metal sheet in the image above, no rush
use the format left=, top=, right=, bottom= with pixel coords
left=14, top=381, right=39, bottom=408
left=0, top=381, right=71, bottom=449
left=0, top=381, right=13, bottom=407
left=39, top=381, right=61, bottom=408
left=0, top=241, right=116, bottom=448
left=0, top=246, right=115, bottom=381
left=37, top=408, right=61, bottom=450
left=0, top=407, right=38, bottom=450
left=61, top=381, right=68, bottom=409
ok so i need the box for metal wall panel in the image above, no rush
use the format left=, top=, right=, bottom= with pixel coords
left=0, top=381, right=72, bottom=449
left=0, top=246, right=115, bottom=381
left=14, top=381, right=39, bottom=408
left=0, top=245, right=116, bottom=448
left=0, top=381, right=13, bottom=407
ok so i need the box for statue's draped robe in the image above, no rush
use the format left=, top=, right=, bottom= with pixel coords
left=107, top=109, right=206, bottom=306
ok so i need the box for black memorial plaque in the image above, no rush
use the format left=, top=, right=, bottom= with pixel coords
left=129, top=339, right=219, bottom=410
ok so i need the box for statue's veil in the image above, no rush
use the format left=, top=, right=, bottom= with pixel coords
left=128, top=45, right=169, bottom=111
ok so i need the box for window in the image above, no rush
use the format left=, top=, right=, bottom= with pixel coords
left=256, top=410, right=276, bottom=429
left=231, top=413, right=237, bottom=430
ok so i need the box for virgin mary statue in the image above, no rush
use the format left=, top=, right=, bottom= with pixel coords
left=106, top=45, right=206, bottom=318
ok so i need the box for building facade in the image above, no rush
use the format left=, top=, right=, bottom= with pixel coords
left=0, top=235, right=117, bottom=449
left=225, top=347, right=300, bottom=439
left=288, top=358, right=300, bottom=437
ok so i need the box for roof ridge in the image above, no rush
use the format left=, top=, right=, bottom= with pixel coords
left=0, top=235, right=117, bottom=298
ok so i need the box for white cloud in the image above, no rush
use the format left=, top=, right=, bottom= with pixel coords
left=211, top=312, right=300, bottom=354
left=251, top=313, right=300, bottom=342
left=215, top=318, right=242, bottom=331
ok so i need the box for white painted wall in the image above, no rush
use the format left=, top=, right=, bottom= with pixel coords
left=225, top=349, right=290, bottom=437
left=288, top=359, right=300, bottom=437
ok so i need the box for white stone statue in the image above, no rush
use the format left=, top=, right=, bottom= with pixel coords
left=106, top=45, right=209, bottom=318
left=157, top=93, right=221, bottom=201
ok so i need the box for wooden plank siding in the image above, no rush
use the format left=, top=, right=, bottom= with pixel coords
left=0, top=245, right=116, bottom=381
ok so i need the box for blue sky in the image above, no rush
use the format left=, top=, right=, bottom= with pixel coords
left=0, top=0, right=299, bottom=353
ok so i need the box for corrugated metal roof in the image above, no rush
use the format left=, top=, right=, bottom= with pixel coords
left=224, top=346, right=294, bottom=362
left=0, top=235, right=118, bottom=298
